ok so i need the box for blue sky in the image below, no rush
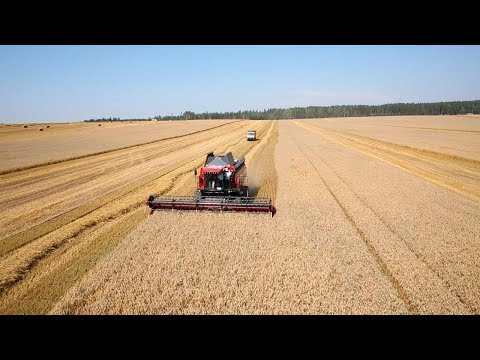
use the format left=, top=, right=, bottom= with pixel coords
left=1, top=45, right=479, bottom=123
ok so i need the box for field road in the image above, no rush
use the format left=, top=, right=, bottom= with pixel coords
left=51, top=118, right=480, bottom=314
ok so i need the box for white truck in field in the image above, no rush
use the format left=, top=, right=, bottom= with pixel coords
left=246, top=130, right=256, bottom=141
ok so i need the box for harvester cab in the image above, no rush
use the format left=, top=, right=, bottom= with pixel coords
left=146, top=151, right=274, bottom=216
left=197, top=152, right=248, bottom=197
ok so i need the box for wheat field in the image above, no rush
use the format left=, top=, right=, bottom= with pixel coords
left=44, top=116, right=480, bottom=315
left=0, top=119, right=273, bottom=313
left=1, top=116, right=479, bottom=314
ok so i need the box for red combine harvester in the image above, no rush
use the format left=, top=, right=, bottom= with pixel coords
left=146, top=152, right=274, bottom=216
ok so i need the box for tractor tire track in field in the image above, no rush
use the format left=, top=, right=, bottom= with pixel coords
left=293, top=140, right=417, bottom=313
left=301, top=143, right=473, bottom=312
left=305, top=145, right=474, bottom=313
left=0, top=120, right=275, bottom=313
left=292, top=121, right=472, bottom=313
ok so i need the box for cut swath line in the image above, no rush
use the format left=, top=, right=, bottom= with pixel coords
left=0, top=120, right=242, bottom=176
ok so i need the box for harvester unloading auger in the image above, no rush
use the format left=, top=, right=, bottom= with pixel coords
left=146, top=152, right=275, bottom=217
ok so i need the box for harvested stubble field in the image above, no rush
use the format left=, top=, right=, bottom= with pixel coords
left=45, top=116, right=480, bottom=315
left=0, top=120, right=237, bottom=173
left=0, top=119, right=273, bottom=313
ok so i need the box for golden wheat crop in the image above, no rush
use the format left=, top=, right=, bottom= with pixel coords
left=52, top=116, right=480, bottom=314
left=2, top=115, right=479, bottom=314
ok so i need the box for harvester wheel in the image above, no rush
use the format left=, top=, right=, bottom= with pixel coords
left=242, top=186, right=249, bottom=198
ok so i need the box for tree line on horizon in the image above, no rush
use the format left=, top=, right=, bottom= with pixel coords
left=83, top=100, right=480, bottom=122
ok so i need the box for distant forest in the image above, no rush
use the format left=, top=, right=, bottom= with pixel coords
left=84, top=100, right=480, bottom=122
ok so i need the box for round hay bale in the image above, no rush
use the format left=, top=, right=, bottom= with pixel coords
left=23, top=125, right=28, bottom=128
left=46, top=125, right=50, bottom=128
